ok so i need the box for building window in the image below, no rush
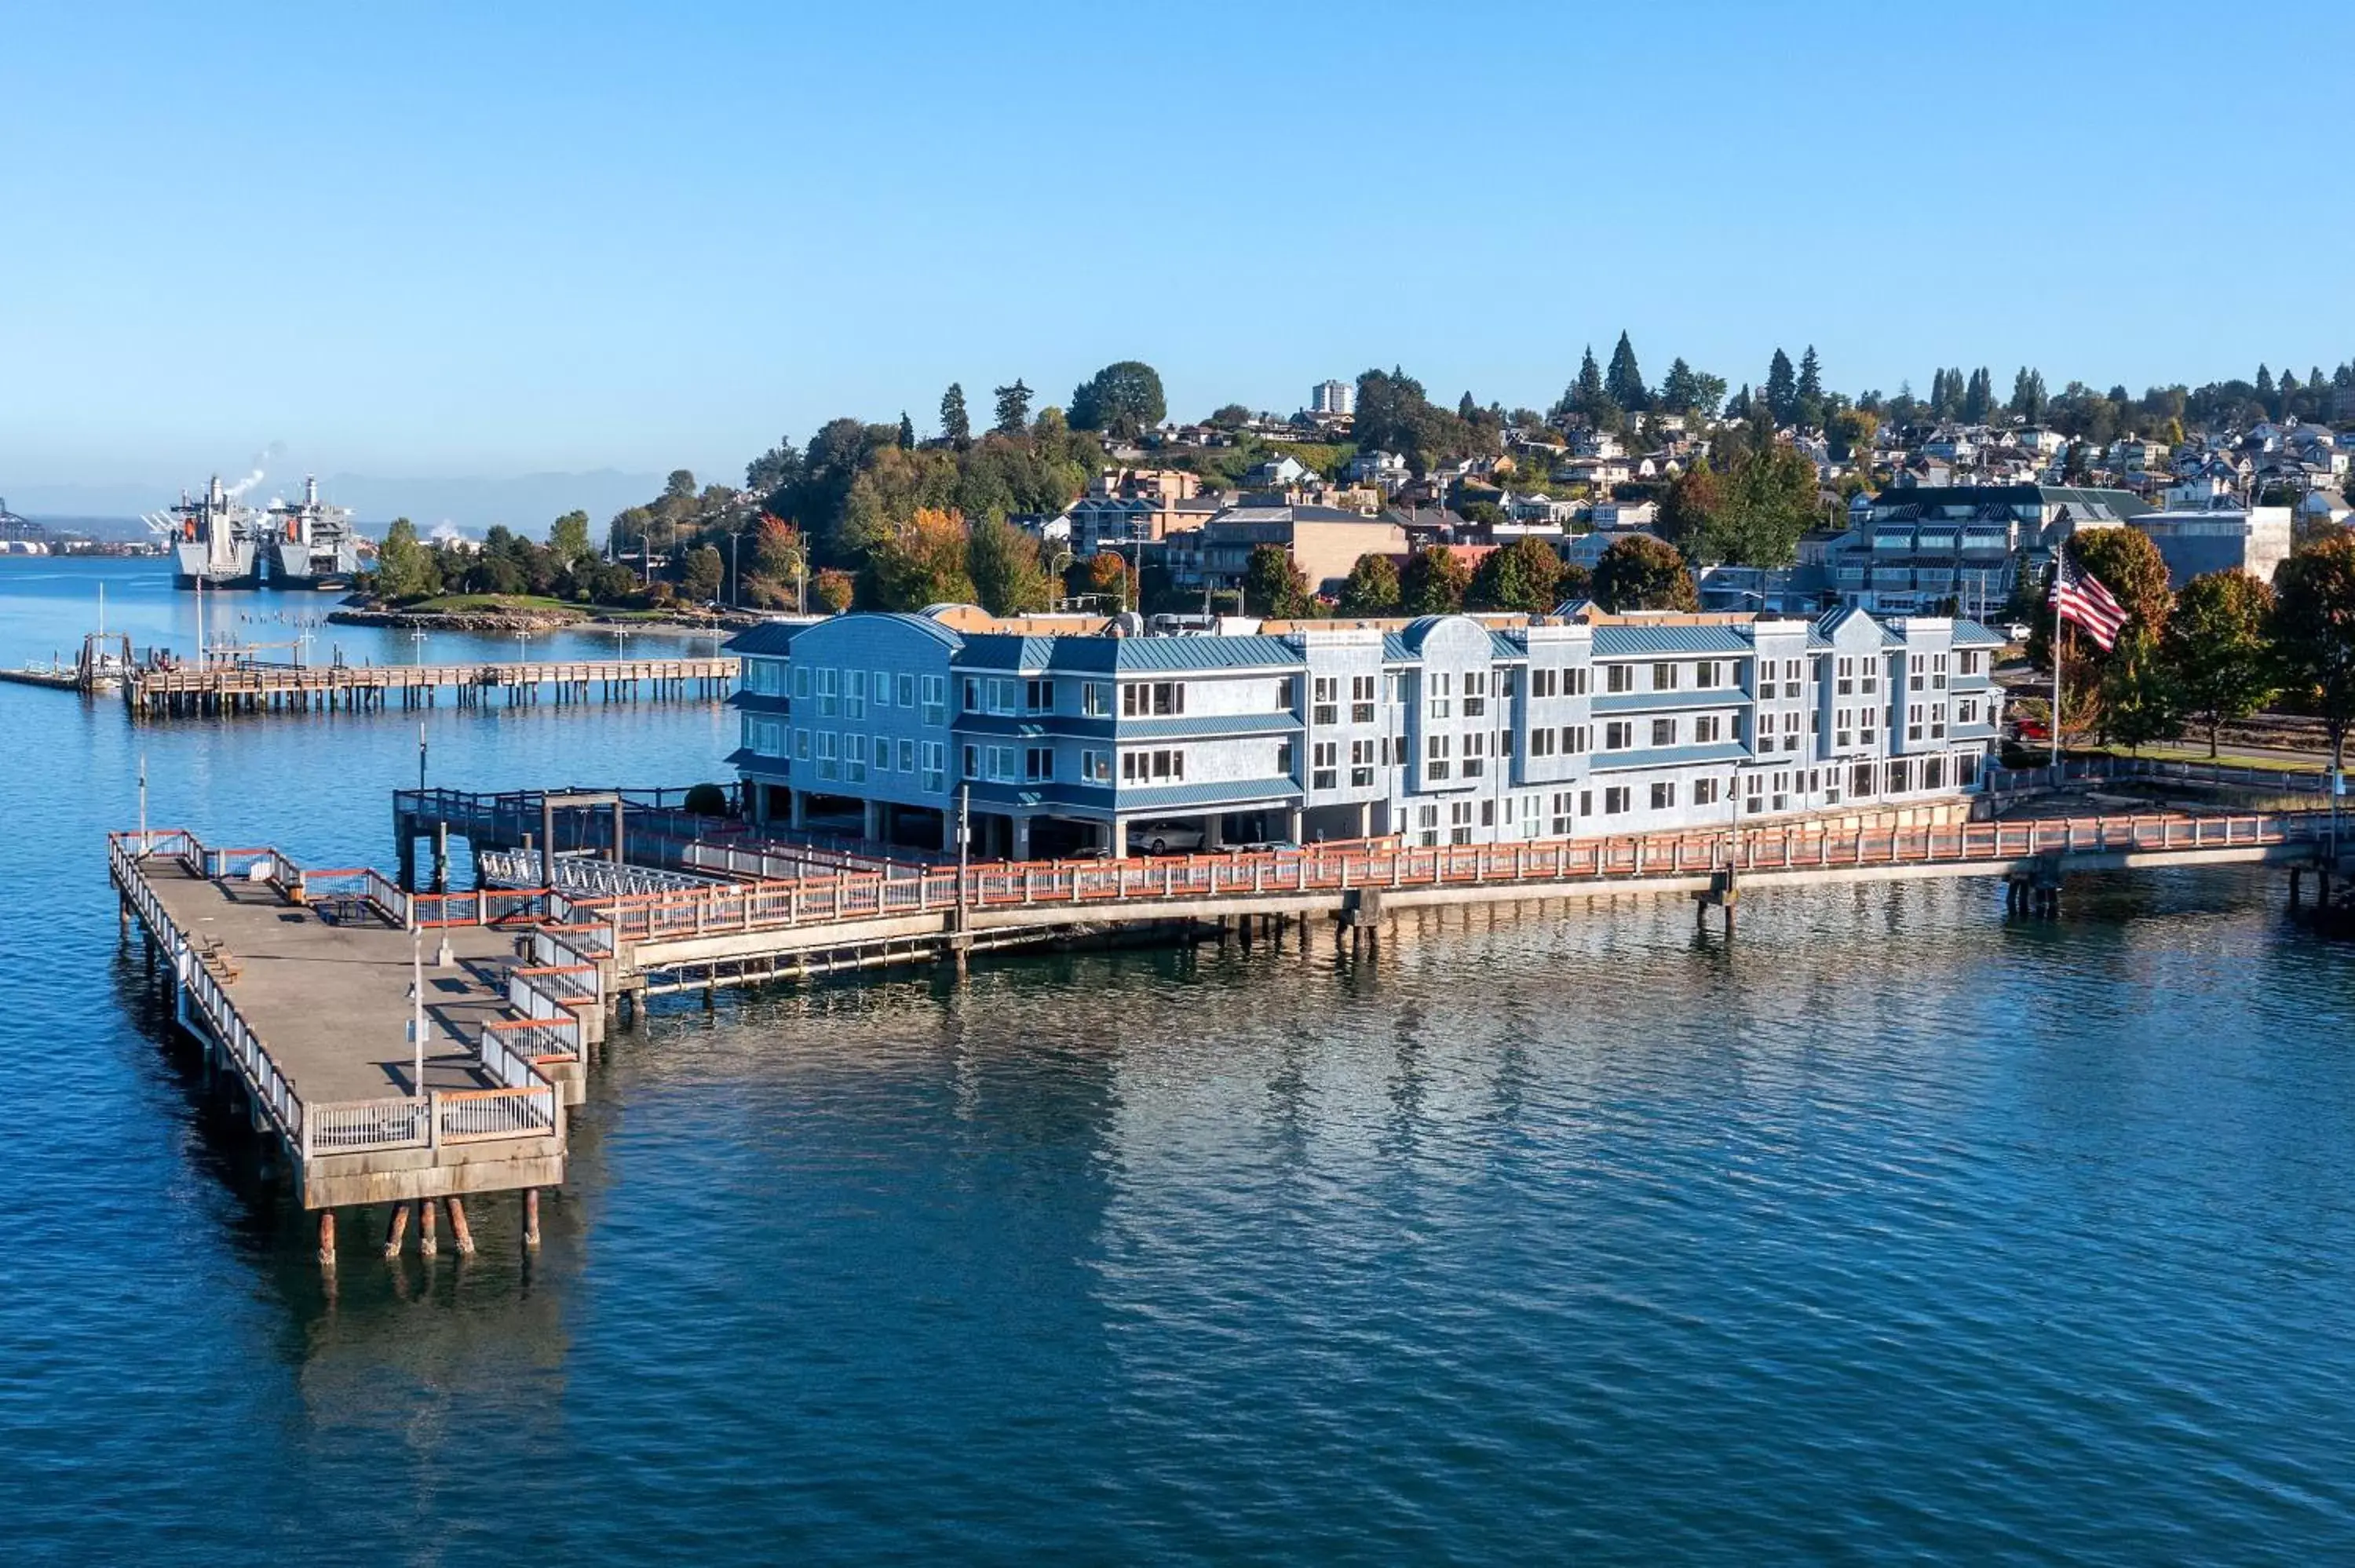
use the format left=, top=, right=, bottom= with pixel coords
left=1350, top=738, right=1376, bottom=787
left=1604, top=721, right=1632, bottom=751
left=817, top=731, right=839, bottom=782
left=793, top=665, right=812, bottom=700
left=1605, top=664, right=1632, bottom=693
left=899, top=738, right=917, bottom=774
left=962, top=676, right=981, bottom=714
left=1932, top=653, right=1949, bottom=690
left=1426, top=732, right=1452, bottom=780
left=818, top=668, right=839, bottom=717
left=988, top=745, right=1017, bottom=782
left=962, top=743, right=980, bottom=781
left=1462, top=731, right=1485, bottom=778
left=1083, top=681, right=1111, bottom=717
left=1025, top=678, right=1055, bottom=715
left=1851, top=762, right=1876, bottom=798
left=1693, top=778, right=1721, bottom=806
left=1083, top=749, right=1111, bottom=784
left=989, top=677, right=1019, bottom=715
left=1693, top=715, right=1722, bottom=744
left=1958, top=698, right=1978, bottom=726
left=1427, top=671, right=1452, bottom=719
left=1959, top=650, right=1982, bottom=677
left=1564, top=724, right=1589, bottom=754
left=1025, top=746, right=1053, bottom=782
left=922, top=741, right=945, bottom=793
left=1652, top=662, right=1679, bottom=691
left=1531, top=727, right=1556, bottom=758
left=1464, top=671, right=1487, bottom=718
left=1276, top=740, right=1294, bottom=776
left=1837, top=656, right=1854, bottom=695
left=1650, top=717, right=1676, bottom=748
left=845, top=670, right=867, bottom=719
left=1908, top=703, right=1923, bottom=742
left=871, top=735, right=890, bottom=774
left=1651, top=781, right=1676, bottom=811
left=1351, top=673, right=1377, bottom=723
left=896, top=673, right=916, bottom=709
left=1312, top=675, right=1338, bottom=727
left=1123, top=681, right=1186, bottom=717
left=845, top=732, right=867, bottom=783
left=1568, top=668, right=1590, bottom=696
left=1694, top=661, right=1722, bottom=689
left=1604, top=786, right=1630, bottom=815
left=922, top=675, right=946, bottom=724
left=1313, top=740, right=1338, bottom=790
left=794, top=727, right=811, bottom=761
left=1531, top=666, right=1557, bottom=699
left=1120, top=749, right=1186, bottom=782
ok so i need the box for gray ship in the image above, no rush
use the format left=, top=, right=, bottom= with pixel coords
left=154, top=476, right=261, bottom=589
left=262, top=476, right=363, bottom=589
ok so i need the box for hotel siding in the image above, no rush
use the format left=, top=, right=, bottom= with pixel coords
left=725, top=607, right=2003, bottom=858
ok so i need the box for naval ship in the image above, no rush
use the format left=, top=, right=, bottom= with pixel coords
left=152, top=476, right=262, bottom=589
left=148, top=473, right=363, bottom=589
left=261, top=476, right=363, bottom=589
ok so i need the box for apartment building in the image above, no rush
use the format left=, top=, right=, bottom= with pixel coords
left=727, top=605, right=2002, bottom=860
left=1827, top=483, right=2149, bottom=616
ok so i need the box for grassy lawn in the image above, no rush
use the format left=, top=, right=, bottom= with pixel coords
left=406, top=593, right=581, bottom=614
left=2084, top=742, right=2324, bottom=774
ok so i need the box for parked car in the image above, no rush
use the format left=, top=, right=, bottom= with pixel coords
left=1133, top=821, right=1206, bottom=855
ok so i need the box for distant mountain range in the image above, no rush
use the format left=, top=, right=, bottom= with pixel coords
left=4, top=469, right=671, bottom=536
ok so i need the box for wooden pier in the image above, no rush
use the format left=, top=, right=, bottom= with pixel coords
left=113, top=797, right=2347, bottom=1271
left=108, top=830, right=599, bottom=1267
left=122, top=655, right=736, bottom=718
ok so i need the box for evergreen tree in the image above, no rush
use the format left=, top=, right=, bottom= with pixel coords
left=896, top=411, right=916, bottom=450
left=967, top=513, right=1053, bottom=615
left=2270, top=534, right=2355, bottom=772
left=1792, top=345, right=1825, bottom=427
left=1962, top=368, right=1993, bottom=422
left=940, top=383, right=971, bottom=450
left=1564, top=345, right=1620, bottom=431
left=991, top=380, right=1033, bottom=435
left=1764, top=348, right=1798, bottom=425
left=1605, top=331, right=1648, bottom=413
left=1459, top=390, right=1477, bottom=420
left=2010, top=367, right=2048, bottom=423
left=1725, top=383, right=1752, bottom=420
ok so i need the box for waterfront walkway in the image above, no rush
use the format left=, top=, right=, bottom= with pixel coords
left=110, top=831, right=587, bottom=1260
left=122, top=655, right=735, bottom=717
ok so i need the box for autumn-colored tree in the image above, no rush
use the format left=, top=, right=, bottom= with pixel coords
left=1338, top=552, right=1402, bottom=616
left=1400, top=545, right=1471, bottom=615
left=864, top=506, right=976, bottom=611
left=1591, top=534, right=1699, bottom=612
left=2163, top=570, right=2276, bottom=756
left=813, top=567, right=856, bottom=614
left=1068, top=549, right=1128, bottom=608
left=1655, top=465, right=1722, bottom=553
left=1467, top=535, right=1565, bottom=612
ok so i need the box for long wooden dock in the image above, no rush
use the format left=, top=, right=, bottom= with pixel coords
left=122, top=655, right=735, bottom=718
left=108, top=830, right=603, bottom=1265
left=115, top=793, right=2346, bottom=1271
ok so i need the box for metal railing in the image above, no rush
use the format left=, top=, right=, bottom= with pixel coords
left=568, top=809, right=2332, bottom=946
left=1986, top=756, right=2329, bottom=797
left=111, top=827, right=565, bottom=1161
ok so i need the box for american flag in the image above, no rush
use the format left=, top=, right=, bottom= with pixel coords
left=2051, top=551, right=2127, bottom=650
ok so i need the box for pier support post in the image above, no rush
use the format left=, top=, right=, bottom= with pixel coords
left=382, top=1202, right=409, bottom=1258
left=433, top=822, right=450, bottom=894
left=523, top=1188, right=541, bottom=1249
left=318, top=1210, right=337, bottom=1270
left=418, top=1197, right=438, bottom=1257
left=447, top=1197, right=476, bottom=1256
left=2291, top=867, right=2304, bottom=909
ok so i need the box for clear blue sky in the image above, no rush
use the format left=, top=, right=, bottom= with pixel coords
left=5, top=0, right=2349, bottom=493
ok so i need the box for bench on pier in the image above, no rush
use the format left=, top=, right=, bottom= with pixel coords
left=195, top=933, right=242, bottom=983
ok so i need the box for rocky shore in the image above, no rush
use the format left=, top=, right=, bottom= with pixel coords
left=327, top=603, right=761, bottom=638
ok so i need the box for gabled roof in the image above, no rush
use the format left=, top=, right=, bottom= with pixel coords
left=1590, top=624, right=1756, bottom=657
left=725, top=620, right=817, bottom=656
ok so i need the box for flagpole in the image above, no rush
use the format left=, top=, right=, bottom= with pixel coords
left=2049, top=556, right=2064, bottom=771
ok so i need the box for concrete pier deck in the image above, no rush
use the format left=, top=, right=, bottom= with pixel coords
left=110, top=832, right=575, bottom=1217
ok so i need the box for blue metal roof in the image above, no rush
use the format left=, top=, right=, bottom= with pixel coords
left=1588, top=740, right=1751, bottom=773
left=1590, top=625, right=1756, bottom=657
left=728, top=691, right=790, bottom=714
left=1111, top=635, right=1302, bottom=673
left=725, top=621, right=813, bottom=656
left=1952, top=618, right=2007, bottom=647
left=1112, top=778, right=1300, bottom=812
left=1117, top=712, right=1300, bottom=739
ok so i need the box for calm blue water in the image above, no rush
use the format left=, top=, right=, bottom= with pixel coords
left=6, top=556, right=2355, bottom=1564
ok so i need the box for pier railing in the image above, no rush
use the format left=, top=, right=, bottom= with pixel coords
left=111, top=828, right=565, bottom=1160
left=568, top=809, right=2332, bottom=946
left=1984, top=756, right=2331, bottom=797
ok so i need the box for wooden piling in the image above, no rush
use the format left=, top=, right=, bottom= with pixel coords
left=447, top=1196, right=476, bottom=1256
left=318, top=1209, right=337, bottom=1269
left=418, top=1197, right=438, bottom=1256
left=382, top=1202, right=409, bottom=1258
left=523, top=1187, right=541, bottom=1249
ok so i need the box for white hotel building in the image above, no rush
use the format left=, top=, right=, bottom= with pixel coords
left=727, top=607, right=2003, bottom=859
